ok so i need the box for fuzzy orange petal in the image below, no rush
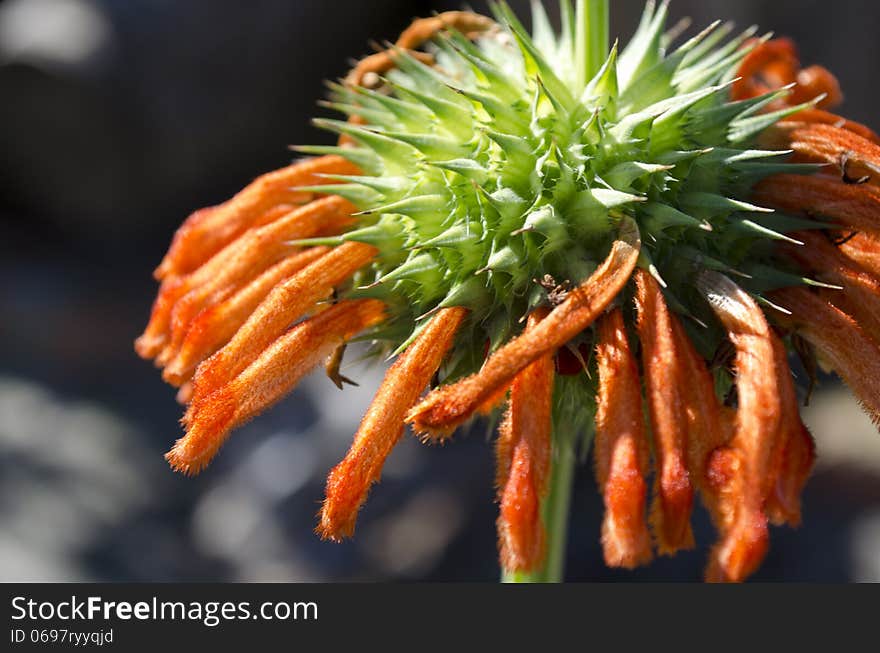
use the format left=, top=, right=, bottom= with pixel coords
left=783, top=231, right=880, bottom=339
left=594, top=308, right=653, bottom=569
left=698, top=272, right=778, bottom=583
left=163, top=247, right=330, bottom=386
left=497, top=308, right=555, bottom=574
left=318, top=307, right=468, bottom=541
left=771, top=287, right=880, bottom=426
left=752, top=174, right=880, bottom=234
left=635, top=270, right=695, bottom=555
left=167, top=299, right=387, bottom=475
left=839, top=232, right=880, bottom=279
left=406, top=219, right=641, bottom=438
left=395, top=11, right=494, bottom=50
left=785, top=110, right=880, bottom=144
left=187, top=241, right=377, bottom=416
left=760, top=123, right=880, bottom=188
left=765, top=334, right=815, bottom=527
left=163, top=196, right=356, bottom=360
left=136, top=196, right=354, bottom=363
left=155, top=156, right=359, bottom=279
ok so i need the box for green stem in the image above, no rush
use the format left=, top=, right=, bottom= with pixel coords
left=575, top=0, right=611, bottom=90
left=501, top=440, right=578, bottom=583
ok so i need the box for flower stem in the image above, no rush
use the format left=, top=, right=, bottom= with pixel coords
left=540, top=440, right=577, bottom=582
left=575, top=0, right=611, bottom=90
left=501, top=438, right=577, bottom=583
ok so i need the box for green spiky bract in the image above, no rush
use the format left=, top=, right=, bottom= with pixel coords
left=301, top=1, right=822, bottom=580
left=304, top=0, right=818, bottom=375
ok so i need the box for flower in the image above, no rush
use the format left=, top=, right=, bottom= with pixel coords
left=136, top=1, right=880, bottom=582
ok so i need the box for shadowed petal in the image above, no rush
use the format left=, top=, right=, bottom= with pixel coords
left=765, top=334, right=815, bottom=526
left=783, top=231, right=880, bottom=340
left=594, top=308, right=653, bottom=568
left=698, top=271, right=778, bottom=583
left=753, top=174, right=880, bottom=234
left=635, top=270, right=695, bottom=555
left=771, top=286, right=880, bottom=426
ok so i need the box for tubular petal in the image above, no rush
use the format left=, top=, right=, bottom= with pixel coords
left=155, top=156, right=360, bottom=279
left=136, top=196, right=355, bottom=363
left=732, top=38, right=842, bottom=109
left=406, top=219, right=641, bottom=438
left=670, top=318, right=726, bottom=482
left=839, top=232, right=880, bottom=279
left=187, top=241, right=378, bottom=415
left=318, top=307, right=468, bottom=540
left=791, top=66, right=843, bottom=108
left=344, top=12, right=493, bottom=90
left=768, top=424, right=816, bottom=528
left=164, top=196, right=356, bottom=358
left=668, top=316, right=733, bottom=545
left=166, top=299, right=387, bottom=475
left=761, top=123, right=880, bottom=187
left=395, top=11, right=494, bottom=50
left=594, top=308, right=653, bottom=568
left=163, top=247, right=330, bottom=386
left=771, top=287, right=880, bottom=426
left=752, top=174, right=880, bottom=234
left=497, top=309, right=555, bottom=574
left=731, top=38, right=799, bottom=102
left=698, top=271, right=778, bottom=583
left=135, top=275, right=184, bottom=359
left=635, top=271, right=694, bottom=555
left=786, top=110, right=880, bottom=144
left=784, top=231, right=880, bottom=339
left=154, top=164, right=335, bottom=278
left=765, top=334, right=814, bottom=527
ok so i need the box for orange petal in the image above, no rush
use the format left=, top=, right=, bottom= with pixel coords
left=137, top=196, right=354, bottom=364
left=783, top=231, right=880, bottom=339
left=188, top=241, right=377, bottom=415
left=765, top=335, right=815, bottom=527
left=163, top=247, right=330, bottom=385
left=318, top=307, right=468, bottom=540
left=698, top=271, right=778, bottom=582
left=635, top=270, right=694, bottom=555
left=670, top=318, right=727, bottom=484
left=594, top=308, right=653, bottom=569
left=395, top=11, right=494, bottom=50
left=668, top=316, right=736, bottom=549
left=760, top=123, right=880, bottom=188
left=839, top=232, right=880, bottom=279
left=790, top=66, right=843, bottom=109
left=732, top=38, right=799, bottom=102
left=163, top=196, right=356, bottom=361
left=496, top=309, right=555, bottom=574
left=771, top=286, right=880, bottom=426
left=155, top=156, right=359, bottom=279
left=167, top=299, right=387, bottom=475
left=752, top=174, right=880, bottom=234
left=135, top=275, right=185, bottom=359
left=407, top=219, right=641, bottom=438
left=786, top=110, right=880, bottom=144
left=768, top=424, right=816, bottom=528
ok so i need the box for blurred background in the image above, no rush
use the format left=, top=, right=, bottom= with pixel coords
left=2, top=0, right=879, bottom=582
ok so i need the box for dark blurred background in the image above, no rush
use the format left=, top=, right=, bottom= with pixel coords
left=1, top=0, right=879, bottom=582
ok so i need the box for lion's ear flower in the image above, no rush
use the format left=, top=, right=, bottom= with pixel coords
left=137, top=1, right=880, bottom=582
